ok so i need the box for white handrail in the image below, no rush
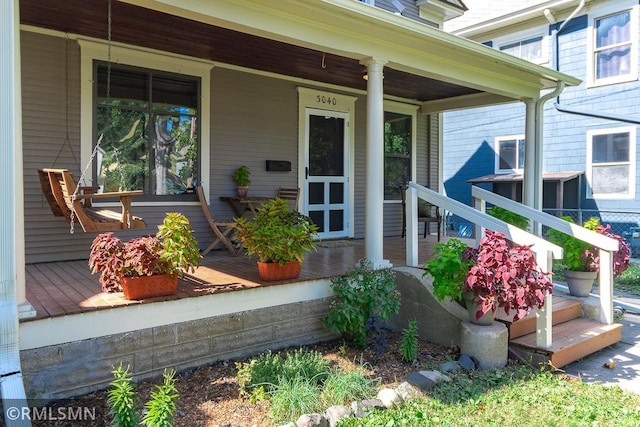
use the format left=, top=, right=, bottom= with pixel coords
left=405, top=182, right=563, bottom=348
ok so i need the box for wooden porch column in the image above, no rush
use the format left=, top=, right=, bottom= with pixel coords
left=361, top=57, right=391, bottom=268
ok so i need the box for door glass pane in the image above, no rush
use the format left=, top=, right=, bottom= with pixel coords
left=309, top=211, right=325, bottom=232
left=309, top=182, right=324, bottom=205
left=330, top=183, right=344, bottom=204
left=329, top=210, right=344, bottom=232
left=309, top=115, right=344, bottom=176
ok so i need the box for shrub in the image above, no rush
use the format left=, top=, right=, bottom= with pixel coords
left=487, top=206, right=529, bottom=230
left=423, top=238, right=476, bottom=303
left=323, top=259, right=400, bottom=349
left=400, top=319, right=419, bottom=362
left=615, top=262, right=640, bottom=295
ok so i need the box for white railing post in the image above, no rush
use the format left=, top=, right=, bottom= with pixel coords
left=405, top=186, right=419, bottom=267
left=535, top=248, right=553, bottom=348
left=473, top=195, right=485, bottom=246
left=598, top=249, right=614, bottom=324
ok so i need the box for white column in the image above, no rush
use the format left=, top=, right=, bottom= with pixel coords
left=361, top=57, right=391, bottom=269
left=523, top=99, right=537, bottom=209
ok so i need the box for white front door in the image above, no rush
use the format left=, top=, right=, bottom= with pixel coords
left=304, top=108, right=350, bottom=239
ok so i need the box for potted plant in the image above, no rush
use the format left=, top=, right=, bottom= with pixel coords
left=547, top=216, right=630, bottom=297
left=231, top=165, right=251, bottom=198
left=424, top=231, right=552, bottom=325
left=465, top=230, right=553, bottom=324
left=88, top=212, right=201, bottom=299
left=233, top=197, right=319, bottom=281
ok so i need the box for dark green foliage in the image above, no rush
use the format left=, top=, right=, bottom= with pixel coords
left=108, top=364, right=138, bottom=427
left=423, top=239, right=476, bottom=303
left=235, top=348, right=330, bottom=400
left=323, top=259, right=400, bottom=348
left=231, top=165, right=251, bottom=186
left=615, top=262, right=640, bottom=295
left=141, top=370, right=179, bottom=427
left=400, top=319, right=419, bottom=362
left=487, top=206, right=529, bottom=229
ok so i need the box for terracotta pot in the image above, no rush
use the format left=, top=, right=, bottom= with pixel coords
left=564, top=269, right=597, bottom=297
left=463, top=291, right=496, bottom=326
left=121, top=274, right=178, bottom=300
left=257, top=261, right=301, bottom=281
left=236, top=185, right=249, bottom=198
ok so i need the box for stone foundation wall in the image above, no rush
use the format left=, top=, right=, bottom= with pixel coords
left=20, top=298, right=337, bottom=400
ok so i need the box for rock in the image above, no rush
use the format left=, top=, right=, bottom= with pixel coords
left=296, top=413, right=328, bottom=427
left=396, top=381, right=423, bottom=401
left=279, top=423, right=296, bottom=427
left=419, top=370, right=451, bottom=383
left=325, top=405, right=351, bottom=427
left=440, top=361, right=461, bottom=374
left=458, top=354, right=477, bottom=371
left=407, top=371, right=436, bottom=391
left=351, top=399, right=384, bottom=418
left=376, top=388, right=403, bottom=408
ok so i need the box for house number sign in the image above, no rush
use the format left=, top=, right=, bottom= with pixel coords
left=316, top=95, right=337, bottom=106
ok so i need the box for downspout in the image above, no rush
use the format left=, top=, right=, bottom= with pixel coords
left=1, top=0, right=30, bottom=425
left=547, top=0, right=640, bottom=125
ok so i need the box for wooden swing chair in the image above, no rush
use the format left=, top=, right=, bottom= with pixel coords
left=38, top=1, right=146, bottom=233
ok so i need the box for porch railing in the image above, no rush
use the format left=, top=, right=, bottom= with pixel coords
left=471, top=186, right=620, bottom=326
left=405, top=182, right=563, bottom=349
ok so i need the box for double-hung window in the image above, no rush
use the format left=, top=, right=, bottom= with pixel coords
left=587, top=127, right=636, bottom=199
left=495, top=136, right=525, bottom=173
left=589, top=7, right=637, bottom=86
left=96, top=64, right=200, bottom=197
left=383, top=102, right=417, bottom=201
left=79, top=40, right=212, bottom=201
left=500, top=36, right=544, bottom=63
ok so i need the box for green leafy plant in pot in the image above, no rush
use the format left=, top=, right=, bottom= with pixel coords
left=234, top=197, right=319, bottom=281
left=232, top=165, right=251, bottom=198
left=547, top=216, right=630, bottom=297
left=422, top=238, right=476, bottom=303
left=88, top=212, right=201, bottom=299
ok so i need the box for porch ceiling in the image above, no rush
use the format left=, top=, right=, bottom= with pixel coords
left=20, top=0, right=579, bottom=110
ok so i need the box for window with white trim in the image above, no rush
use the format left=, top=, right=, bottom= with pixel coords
left=79, top=40, right=212, bottom=202
left=586, top=127, right=636, bottom=199
left=494, top=28, right=548, bottom=65
left=495, top=136, right=525, bottom=173
left=588, top=6, right=638, bottom=86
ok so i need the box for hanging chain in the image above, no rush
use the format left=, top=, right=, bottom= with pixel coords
left=70, top=0, right=113, bottom=234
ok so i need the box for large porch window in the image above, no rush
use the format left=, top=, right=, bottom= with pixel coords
left=95, top=64, right=200, bottom=198
left=587, top=127, right=636, bottom=199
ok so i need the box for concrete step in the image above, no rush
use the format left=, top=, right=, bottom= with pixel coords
left=508, top=318, right=623, bottom=369
left=495, top=296, right=583, bottom=339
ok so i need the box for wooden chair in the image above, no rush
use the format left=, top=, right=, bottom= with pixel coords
left=38, top=168, right=146, bottom=232
left=197, top=185, right=238, bottom=256
left=276, top=187, right=300, bottom=211
left=401, top=187, right=441, bottom=241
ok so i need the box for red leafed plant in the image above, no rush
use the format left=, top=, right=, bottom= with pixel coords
left=464, top=230, right=553, bottom=322
left=89, top=212, right=200, bottom=293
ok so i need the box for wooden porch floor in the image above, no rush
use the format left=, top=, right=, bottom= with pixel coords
left=24, top=237, right=439, bottom=322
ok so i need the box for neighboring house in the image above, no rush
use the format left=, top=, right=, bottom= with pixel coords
left=1, top=0, right=580, bottom=400
left=442, top=0, right=640, bottom=235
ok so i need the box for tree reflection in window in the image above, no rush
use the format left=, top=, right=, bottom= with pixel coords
left=96, top=64, right=199, bottom=196
left=384, top=112, right=411, bottom=200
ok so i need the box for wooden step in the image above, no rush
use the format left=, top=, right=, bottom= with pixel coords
left=508, top=318, right=622, bottom=369
left=495, top=296, right=583, bottom=339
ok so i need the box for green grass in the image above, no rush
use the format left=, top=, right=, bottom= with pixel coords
left=337, top=365, right=640, bottom=426
left=615, top=262, right=640, bottom=296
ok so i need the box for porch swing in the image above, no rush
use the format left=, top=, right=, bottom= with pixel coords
left=38, top=0, right=146, bottom=233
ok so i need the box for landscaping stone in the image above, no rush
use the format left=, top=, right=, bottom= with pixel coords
left=376, top=387, right=403, bottom=408
left=351, top=399, right=384, bottom=418
left=296, top=413, right=329, bottom=427
left=440, top=360, right=461, bottom=373
left=458, top=354, right=477, bottom=371
left=407, top=371, right=436, bottom=391
left=459, top=321, right=508, bottom=369
left=279, top=423, right=296, bottom=427
left=419, top=370, right=451, bottom=383
left=325, top=405, right=352, bottom=427
left=396, top=381, right=423, bottom=400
